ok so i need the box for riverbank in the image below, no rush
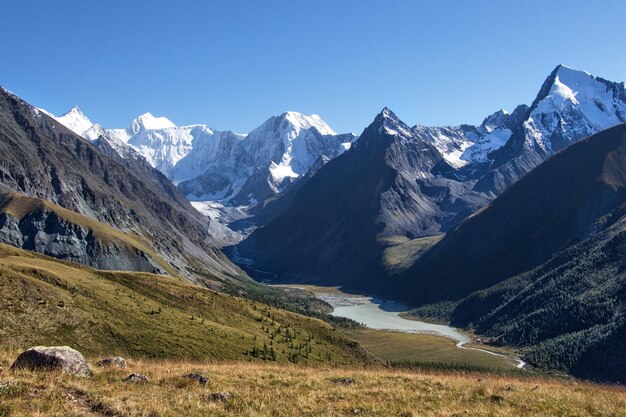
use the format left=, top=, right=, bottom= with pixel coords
left=280, top=285, right=526, bottom=371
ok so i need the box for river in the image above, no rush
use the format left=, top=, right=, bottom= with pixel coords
left=315, top=291, right=526, bottom=369
left=316, top=292, right=470, bottom=342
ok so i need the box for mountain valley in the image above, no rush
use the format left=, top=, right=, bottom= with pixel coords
left=2, top=63, right=625, bottom=389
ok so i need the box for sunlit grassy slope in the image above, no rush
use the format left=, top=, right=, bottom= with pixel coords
left=343, top=329, right=517, bottom=370
left=0, top=244, right=370, bottom=366
left=1, top=353, right=624, bottom=417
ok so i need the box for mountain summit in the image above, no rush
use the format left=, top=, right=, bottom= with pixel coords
left=238, top=65, right=626, bottom=292
left=129, top=112, right=177, bottom=134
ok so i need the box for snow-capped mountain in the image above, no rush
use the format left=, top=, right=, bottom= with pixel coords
left=412, top=106, right=527, bottom=170
left=40, top=64, right=625, bottom=234
left=477, top=65, right=626, bottom=193
left=41, top=106, right=355, bottom=207
left=102, top=114, right=243, bottom=180
left=406, top=65, right=625, bottom=191
left=521, top=65, right=626, bottom=154
left=38, top=106, right=95, bottom=138
left=179, top=111, right=355, bottom=205
left=239, top=65, right=626, bottom=291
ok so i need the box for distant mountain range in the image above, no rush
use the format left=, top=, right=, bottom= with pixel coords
left=40, top=106, right=356, bottom=207
left=0, top=87, right=243, bottom=286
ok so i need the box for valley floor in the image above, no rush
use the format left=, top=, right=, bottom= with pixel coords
left=1, top=353, right=624, bottom=417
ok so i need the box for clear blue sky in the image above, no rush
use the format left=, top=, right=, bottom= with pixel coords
left=2, top=0, right=625, bottom=133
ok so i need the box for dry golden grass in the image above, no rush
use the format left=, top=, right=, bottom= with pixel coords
left=1, top=350, right=625, bottom=417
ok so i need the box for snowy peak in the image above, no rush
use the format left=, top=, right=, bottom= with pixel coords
left=252, top=111, right=336, bottom=140
left=480, top=109, right=509, bottom=130
left=236, top=111, right=350, bottom=199
left=373, top=107, right=413, bottom=138
left=281, top=111, right=336, bottom=136
left=53, top=106, right=94, bottom=137
left=129, top=112, right=176, bottom=133
left=524, top=65, right=626, bottom=153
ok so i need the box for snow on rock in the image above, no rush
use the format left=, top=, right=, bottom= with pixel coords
left=129, top=112, right=176, bottom=134
left=50, top=106, right=95, bottom=137
left=242, top=111, right=346, bottom=194
left=41, top=103, right=351, bottom=205
left=413, top=125, right=474, bottom=168
left=524, top=65, right=626, bottom=154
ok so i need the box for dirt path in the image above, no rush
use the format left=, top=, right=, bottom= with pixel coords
left=456, top=341, right=526, bottom=369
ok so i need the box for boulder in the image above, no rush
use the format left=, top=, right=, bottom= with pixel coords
left=11, top=346, right=93, bottom=378
left=123, top=373, right=149, bottom=383
left=96, top=357, right=127, bottom=369
left=185, top=372, right=209, bottom=386
left=206, top=391, right=231, bottom=402
left=331, top=377, right=355, bottom=385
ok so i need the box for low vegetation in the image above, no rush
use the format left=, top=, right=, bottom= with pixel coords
left=0, top=244, right=371, bottom=366
left=1, top=350, right=625, bottom=417
left=342, top=329, right=517, bottom=370
left=381, top=235, right=442, bottom=273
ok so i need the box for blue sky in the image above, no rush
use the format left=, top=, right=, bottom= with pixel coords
left=2, top=0, right=625, bottom=133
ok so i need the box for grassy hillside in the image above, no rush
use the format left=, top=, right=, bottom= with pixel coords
left=0, top=244, right=371, bottom=366
left=0, top=87, right=242, bottom=284
left=1, top=352, right=624, bottom=417
left=381, top=235, right=442, bottom=273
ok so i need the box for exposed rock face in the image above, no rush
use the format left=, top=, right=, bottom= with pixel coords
left=476, top=65, right=626, bottom=194
left=238, top=109, right=492, bottom=290
left=396, top=123, right=626, bottom=304
left=238, top=66, right=626, bottom=293
left=0, top=209, right=162, bottom=272
left=0, top=86, right=244, bottom=284
left=96, top=357, right=127, bottom=369
left=11, top=346, right=93, bottom=378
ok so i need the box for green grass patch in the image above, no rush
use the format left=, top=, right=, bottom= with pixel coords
left=342, top=329, right=517, bottom=370
left=0, top=244, right=371, bottom=367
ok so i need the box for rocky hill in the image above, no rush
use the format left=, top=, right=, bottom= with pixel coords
left=0, top=87, right=241, bottom=286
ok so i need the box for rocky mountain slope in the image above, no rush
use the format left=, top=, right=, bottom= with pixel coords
left=238, top=66, right=626, bottom=290
left=396, top=123, right=626, bottom=303
left=0, top=86, right=241, bottom=285
left=401, top=124, right=626, bottom=383
left=476, top=65, right=626, bottom=194
left=237, top=108, right=492, bottom=289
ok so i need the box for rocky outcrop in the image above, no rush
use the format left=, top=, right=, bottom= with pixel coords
left=185, top=373, right=209, bottom=385
left=123, top=373, right=149, bottom=383
left=11, top=346, right=93, bottom=378
left=0, top=209, right=162, bottom=273
left=96, top=357, right=127, bottom=369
